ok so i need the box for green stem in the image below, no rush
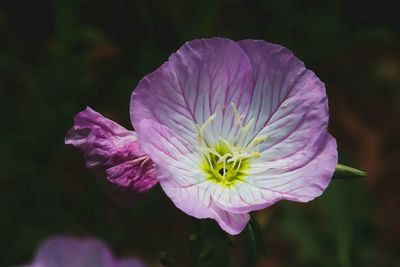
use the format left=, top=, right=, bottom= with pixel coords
left=245, top=216, right=266, bottom=266
left=189, top=219, right=231, bottom=267
left=245, top=222, right=258, bottom=267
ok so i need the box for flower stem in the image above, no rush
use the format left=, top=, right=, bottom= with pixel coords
left=245, top=215, right=266, bottom=266
left=189, top=219, right=232, bottom=267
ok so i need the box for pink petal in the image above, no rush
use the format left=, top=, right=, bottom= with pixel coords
left=238, top=40, right=331, bottom=162
left=65, top=107, right=158, bottom=205
left=130, top=37, right=254, bottom=146
left=210, top=206, right=250, bottom=235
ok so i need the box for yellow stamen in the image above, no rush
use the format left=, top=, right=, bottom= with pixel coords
left=199, top=103, right=270, bottom=188
left=196, top=113, right=216, bottom=144
left=230, top=102, right=242, bottom=126
left=247, top=135, right=268, bottom=150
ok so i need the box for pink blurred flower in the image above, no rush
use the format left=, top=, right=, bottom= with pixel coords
left=16, top=235, right=145, bottom=267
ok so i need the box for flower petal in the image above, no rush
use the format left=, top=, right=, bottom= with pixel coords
left=249, top=134, right=337, bottom=200
left=130, top=37, right=254, bottom=146
left=65, top=107, right=158, bottom=205
left=238, top=39, right=331, bottom=162
left=137, top=119, right=249, bottom=235
left=32, top=236, right=115, bottom=267
left=210, top=206, right=250, bottom=235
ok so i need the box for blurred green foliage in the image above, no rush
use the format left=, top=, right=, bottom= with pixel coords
left=1, top=0, right=399, bottom=266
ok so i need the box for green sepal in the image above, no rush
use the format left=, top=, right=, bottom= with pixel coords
left=333, top=164, right=367, bottom=179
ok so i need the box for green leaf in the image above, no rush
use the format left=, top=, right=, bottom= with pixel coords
left=333, top=164, right=367, bottom=179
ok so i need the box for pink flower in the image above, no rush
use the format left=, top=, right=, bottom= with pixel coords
left=65, top=108, right=157, bottom=205
left=66, top=38, right=338, bottom=235
left=130, top=38, right=337, bottom=234
left=16, top=235, right=145, bottom=267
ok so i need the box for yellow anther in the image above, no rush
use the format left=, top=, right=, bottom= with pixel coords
left=216, top=153, right=232, bottom=164
left=240, top=118, right=255, bottom=136
left=247, top=135, right=268, bottom=149
left=202, top=113, right=216, bottom=130
left=196, top=124, right=203, bottom=144
left=282, top=99, right=290, bottom=108
left=251, top=151, right=261, bottom=159
left=230, top=152, right=251, bottom=161
left=196, top=113, right=216, bottom=145
left=205, top=147, right=222, bottom=158
left=230, top=103, right=242, bottom=125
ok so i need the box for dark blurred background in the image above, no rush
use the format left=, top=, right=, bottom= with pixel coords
left=1, top=0, right=399, bottom=266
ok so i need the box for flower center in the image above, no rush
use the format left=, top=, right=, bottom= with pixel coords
left=197, top=103, right=268, bottom=188
left=200, top=142, right=250, bottom=187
